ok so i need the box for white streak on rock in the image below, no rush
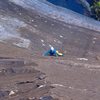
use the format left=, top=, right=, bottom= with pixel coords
left=42, top=43, right=45, bottom=46
left=60, top=35, right=63, bottom=38
left=31, top=20, right=34, bottom=22
left=93, top=37, right=97, bottom=40
left=54, top=40, right=56, bottom=42
left=38, top=85, right=46, bottom=88
left=41, top=39, right=44, bottom=43
left=9, top=91, right=15, bottom=96
left=77, top=58, right=88, bottom=61
left=51, top=84, right=66, bottom=87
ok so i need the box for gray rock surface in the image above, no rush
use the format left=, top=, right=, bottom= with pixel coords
left=0, top=0, right=100, bottom=100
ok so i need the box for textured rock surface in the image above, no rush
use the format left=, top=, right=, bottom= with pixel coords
left=0, top=0, right=100, bottom=100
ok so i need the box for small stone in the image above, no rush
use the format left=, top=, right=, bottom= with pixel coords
left=54, top=40, right=56, bottom=42
left=39, top=96, right=53, bottom=100
left=60, top=35, right=63, bottom=38
left=38, top=74, right=46, bottom=80
left=38, top=85, right=46, bottom=89
left=9, top=91, right=15, bottom=96
left=41, top=39, right=44, bottom=43
left=31, top=20, right=34, bottom=22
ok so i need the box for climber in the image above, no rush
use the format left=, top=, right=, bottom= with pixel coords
left=44, top=47, right=63, bottom=57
